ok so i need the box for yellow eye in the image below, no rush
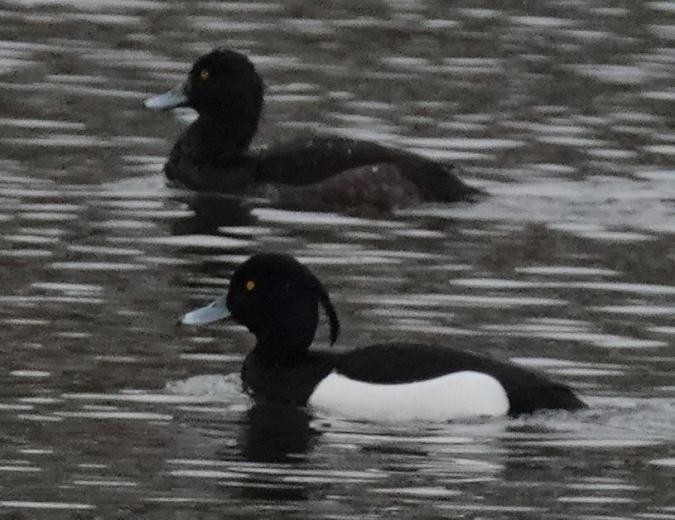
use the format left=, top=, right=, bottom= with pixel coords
left=200, top=68, right=209, bottom=81
left=245, top=280, right=255, bottom=292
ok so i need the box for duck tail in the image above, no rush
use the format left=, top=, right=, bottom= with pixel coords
left=427, top=163, right=487, bottom=203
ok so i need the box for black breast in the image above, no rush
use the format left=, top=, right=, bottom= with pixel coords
left=165, top=126, right=257, bottom=192
left=241, top=350, right=336, bottom=406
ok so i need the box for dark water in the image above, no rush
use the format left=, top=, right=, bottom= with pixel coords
left=0, top=0, right=674, bottom=518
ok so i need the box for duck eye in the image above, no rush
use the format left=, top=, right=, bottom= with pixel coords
left=200, top=68, right=210, bottom=81
left=245, top=280, right=255, bottom=292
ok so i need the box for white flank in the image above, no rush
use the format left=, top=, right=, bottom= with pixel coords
left=308, top=371, right=509, bottom=422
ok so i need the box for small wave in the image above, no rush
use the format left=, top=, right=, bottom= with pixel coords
left=165, top=373, right=249, bottom=404
left=510, top=396, right=675, bottom=445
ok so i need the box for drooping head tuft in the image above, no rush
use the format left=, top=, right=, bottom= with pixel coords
left=226, top=253, right=340, bottom=353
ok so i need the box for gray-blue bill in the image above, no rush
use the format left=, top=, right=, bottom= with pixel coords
left=179, top=294, right=230, bottom=325
left=144, top=83, right=188, bottom=111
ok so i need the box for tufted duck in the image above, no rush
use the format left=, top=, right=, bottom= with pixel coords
left=178, top=253, right=585, bottom=422
left=145, top=48, right=484, bottom=212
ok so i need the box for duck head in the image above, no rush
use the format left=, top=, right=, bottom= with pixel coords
left=180, top=253, right=340, bottom=357
left=145, top=48, right=264, bottom=151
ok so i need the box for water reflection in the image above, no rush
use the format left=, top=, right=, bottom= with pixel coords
left=240, top=404, right=317, bottom=464
left=173, top=193, right=256, bottom=235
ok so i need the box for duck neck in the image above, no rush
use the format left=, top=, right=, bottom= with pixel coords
left=192, top=115, right=254, bottom=163
left=253, top=332, right=314, bottom=365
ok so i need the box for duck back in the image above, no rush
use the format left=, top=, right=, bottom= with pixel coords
left=257, top=136, right=482, bottom=203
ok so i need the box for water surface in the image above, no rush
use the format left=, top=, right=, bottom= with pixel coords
left=0, top=0, right=674, bottom=518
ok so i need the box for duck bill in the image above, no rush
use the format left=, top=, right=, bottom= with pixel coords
left=179, top=294, right=230, bottom=325
left=144, top=81, right=189, bottom=111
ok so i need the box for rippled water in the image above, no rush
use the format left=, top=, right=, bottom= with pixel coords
left=0, top=0, right=673, bottom=518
